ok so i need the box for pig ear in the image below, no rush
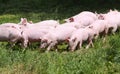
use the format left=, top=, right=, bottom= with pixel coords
left=66, top=37, right=70, bottom=42
left=98, top=14, right=104, bottom=20
left=29, top=21, right=33, bottom=24
left=95, top=11, right=97, bottom=14
left=18, top=18, right=24, bottom=25
left=95, top=11, right=98, bottom=16
left=114, top=9, right=118, bottom=12
left=24, top=18, right=27, bottom=21
left=57, top=20, right=60, bottom=23
left=69, top=17, right=74, bottom=22
left=22, top=18, right=28, bottom=26
left=109, top=9, right=113, bottom=12
left=64, top=19, right=69, bottom=22
left=21, top=18, right=24, bottom=21
left=43, top=39, right=48, bottom=43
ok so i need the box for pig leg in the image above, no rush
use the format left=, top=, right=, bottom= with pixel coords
left=79, top=40, right=82, bottom=49
left=86, top=38, right=94, bottom=49
left=71, top=40, right=79, bottom=51
left=23, top=39, right=28, bottom=48
left=46, top=41, right=57, bottom=52
left=9, top=37, right=20, bottom=47
left=112, top=25, right=117, bottom=35
left=94, top=32, right=99, bottom=39
left=103, top=28, right=108, bottom=43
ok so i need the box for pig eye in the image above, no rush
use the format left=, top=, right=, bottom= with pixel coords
left=72, top=38, right=76, bottom=42
left=19, top=27, right=22, bottom=29
left=89, top=26, right=93, bottom=28
left=50, top=41, right=53, bottom=44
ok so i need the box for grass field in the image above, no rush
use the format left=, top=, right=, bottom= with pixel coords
left=0, top=1, right=120, bottom=74
left=0, top=13, right=120, bottom=74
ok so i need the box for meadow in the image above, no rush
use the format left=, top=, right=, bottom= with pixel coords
left=0, top=0, right=120, bottom=74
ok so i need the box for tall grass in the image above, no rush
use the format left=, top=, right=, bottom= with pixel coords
left=0, top=35, right=120, bottom=74
left=0, top=0, right=120, bottom=74
left=0, top=13, right=120, bottom=74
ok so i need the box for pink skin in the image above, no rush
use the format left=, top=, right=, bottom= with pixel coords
left=0, top=26, right=22, bottom=47
left=68, top=28, right=95, bottom=51
left=65, top=11, right=97, bottom=24
left=65, top=12, right=97, bottom=28
left=59, top=22, right=83, bottom=29
left=97, top=11, right=119, bottom=34
left=21, top=27, right=50, bottom=48
left=40, top=26, right=76, bottom=51
left=18, top=18, right=57, bottom=48
left=87, top=20, right=109, bottom=39
left=19, top=18, right=60, bottom=28
left=35, top=20, right=60, bottom=27
left=0, top=23, right=22, bottom=31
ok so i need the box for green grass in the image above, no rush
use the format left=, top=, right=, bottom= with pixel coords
left=0, top=37, right=120, bottom=74
left=0, top=0, right=120, bottom=73
left=0, top=12, right=120, bottom=74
